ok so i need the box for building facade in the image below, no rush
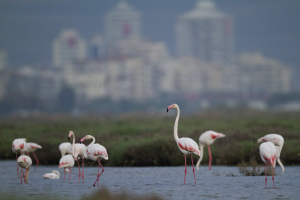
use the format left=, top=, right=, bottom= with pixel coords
left=176, top=0, right=234, bottom=66
left=53, top=29, right=87, bottom=68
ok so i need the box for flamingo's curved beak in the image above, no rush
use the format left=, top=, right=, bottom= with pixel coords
left=166, top=108, right=169, bottom=112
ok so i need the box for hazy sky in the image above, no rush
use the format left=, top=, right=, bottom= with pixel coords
left=0, top=0, right=299, bottom=67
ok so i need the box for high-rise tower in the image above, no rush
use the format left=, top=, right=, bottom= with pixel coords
left=105, top=1, right=141, bottom=44
left=176, top=0, right=234, bottom=66
left=53, top=29, right=87, bottom=67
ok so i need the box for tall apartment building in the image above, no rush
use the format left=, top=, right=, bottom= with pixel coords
left=237, top=53, right=291, bottom=96
left=176, top=0, right=234, bottom=66
left=105, top=1, right=141, bottom=43
left=53, top=29, right=87, bottom=67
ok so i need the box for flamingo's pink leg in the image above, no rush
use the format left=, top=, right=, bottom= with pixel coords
left=272, top=167, right=275, bottom=188
left=64, top=168, right=65, bottom=180
left=93, top=159, right=104, bottom=187
left=265, top=163, right=267, bottom=188
left=207, top=145, right=212, bottom=171
left=82, top=158, right=84, bottom=183
left=16, top=153, right=19, bottom=178
left=20, top=169, right=23, bottom=184
left=24, top=169, right=27, bottom=183
left=69, top=167, right=72, bottom=180
left=184, top=155, right=187, bottom=184
left=77, top=158, right=81, bottom=183
left=191, top=155, right=196, bottom=184
left=32, top=152, right=39, bottom=172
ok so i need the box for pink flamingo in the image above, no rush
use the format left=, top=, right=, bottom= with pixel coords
left=258, top=134, right=284, bottom=172
left=259, top=142, right=280, bottom=188
left=58, top=142, right=72, bottom=173
left=59, top=154, right=74, bottom=180
left=196, top=130, right=225, bottom=171
left=68, top=131, right=87, bottom=183
left=167, top=104, right=201, bottom=184
left=23, top=142, right=42, bottom=172
left=80, top=135, right=108, bottom=187
left=12, top=138, right=27, bottom=177
left=17, top=155, right=32, bottom=184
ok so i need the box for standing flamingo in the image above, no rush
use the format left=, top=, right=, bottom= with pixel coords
left=259, top=142, right=280, bottom=188
left=59, top=154, right=74, bottom=180
left=80, top=135, right=108, bottom=187
left=258, top=134, right=284, bottom=172
left=58, top=142, right=72, bottom=173
left=43, top=170, right=60, bottom=179
left=167, top=104, right=201, bottom=184
left=196, top=130, right=225, bottom=171
left=12, top=138, right=27, bottom=177
left=68, top=131, right=87, bottom=183
left=17, top=155, right=32, bottom=184
left=23, top=142, right=42, bottom=172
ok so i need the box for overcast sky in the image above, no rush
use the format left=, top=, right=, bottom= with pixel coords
left=0, top=0, right=299, bottom=67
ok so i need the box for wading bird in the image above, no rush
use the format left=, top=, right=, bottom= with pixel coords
left=80, top=135, right=108, bottom=187
left=196, top=131, right=225, bottom=171
left=17, top=155, right=32, bottom=184
left=43, top=170, right=60, bottom=179
left=23, top=142, right=42, bottom=172
left=58, top=142, right=72, bottom=173
left=68, top=131, right=87, bottom=183
left=167, top=104, right=201, bottom=184
left=12, top=138, right=27, bottom=177
left=259, top=142, right=280, bottom=188
left=258, top=134, right=284, bottom=172
left=59, top=154, right=74, bottom=180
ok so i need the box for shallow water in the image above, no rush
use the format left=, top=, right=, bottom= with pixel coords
left=1, top=160, right=299, bottom=200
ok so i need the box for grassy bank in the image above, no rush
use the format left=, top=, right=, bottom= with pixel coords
left=1, top=110, right=300, bottom=166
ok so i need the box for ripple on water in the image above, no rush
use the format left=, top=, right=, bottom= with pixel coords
left=0, top=162, right=299, bottom=200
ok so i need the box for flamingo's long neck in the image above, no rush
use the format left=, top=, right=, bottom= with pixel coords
left=196, top=144, right=204, bottom=170
left=173, top=107, right=180, bottom=142
left=90, top=136, right=95, bottom=145
left=71, top=133, right=75, bottom=158
left=25, top=167, right=30, bottom=183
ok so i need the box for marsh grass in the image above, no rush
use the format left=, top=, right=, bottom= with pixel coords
left=238, top=156, right=274, bottom=176
left=1, top=110, right=300, bottom=166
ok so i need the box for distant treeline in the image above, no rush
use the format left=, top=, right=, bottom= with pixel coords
left=1, top=110, right=300, bottom=166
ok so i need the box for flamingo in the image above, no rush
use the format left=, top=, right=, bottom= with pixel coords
left=59, top=154, right=74, bottom=180
left=12, top=138, right=27, bottom=177
left=259, top=142, right=280, bottom=188
left=23, top=142, right=42, bottom=172
left=258, top=134, right=284, bottom=172
left=80, top=135, right=108, bottom=187
left=196, top=130, right=225, bottom=171
left=43, top=170, right=60, bottom=179
left=17, top=155, right=32, bottom=184
left=58, top=142, right=72, bottom=173
left=167, top=104, right=201, bottom=184
left=68, top=131, right=87, bottom=183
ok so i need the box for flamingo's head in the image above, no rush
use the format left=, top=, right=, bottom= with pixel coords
left=257, top=137, right=266, bottom=143
left=68, top=131, right=74, bottom=141
left=166, top=104, right=178, bottom=112
left=52, top=170, right=60, bottom=177
left=80, top=135, right=92, bottom=143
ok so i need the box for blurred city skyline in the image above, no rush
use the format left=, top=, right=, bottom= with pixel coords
left=0, top=0, right=300, bottom=67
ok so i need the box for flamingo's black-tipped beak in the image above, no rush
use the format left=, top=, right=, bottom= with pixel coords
left=167, top=108, right=169, bottom=112
left=68, top=137, right=70, bottom=141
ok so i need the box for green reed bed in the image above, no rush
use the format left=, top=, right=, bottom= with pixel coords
left=1, top=110, right=300, bottom=166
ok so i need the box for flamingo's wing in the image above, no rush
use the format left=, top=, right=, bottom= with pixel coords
left=177, top=138, right=201, bottom=156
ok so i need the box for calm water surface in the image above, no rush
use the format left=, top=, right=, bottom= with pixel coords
left=1, top=161, right=299, bottom=200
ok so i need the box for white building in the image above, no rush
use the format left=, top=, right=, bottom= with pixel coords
left=53, top=29, right=87, bottom=67
left=176, top=0, right=234, bottom=66
left=237, top=53, right=291, bottom=96
left=105, top=1, right=141, bottom=44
